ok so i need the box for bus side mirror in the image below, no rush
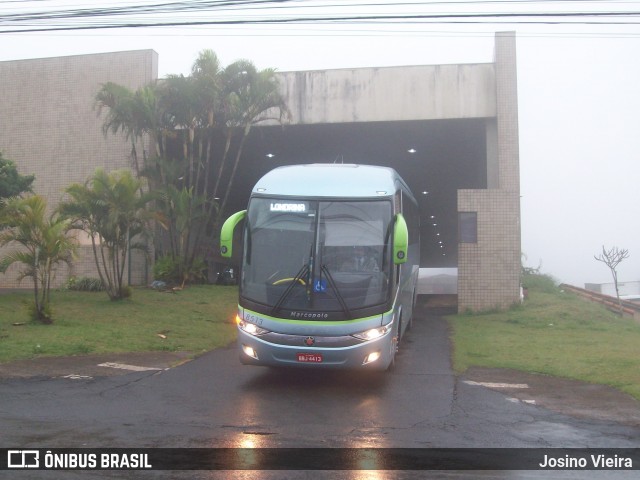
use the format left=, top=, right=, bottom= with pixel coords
left=220, top=210, right=246, bottom=258
left=393, top=213, right=409, bottom=265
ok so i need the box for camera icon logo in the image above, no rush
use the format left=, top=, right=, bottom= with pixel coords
left=8, top=450, right=40, bottom=468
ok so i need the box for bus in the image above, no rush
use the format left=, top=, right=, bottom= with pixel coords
left=220, top=164, right=420, bottom=371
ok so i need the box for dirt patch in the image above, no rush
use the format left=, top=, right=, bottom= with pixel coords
left=464, top=367, right=640, bottom=427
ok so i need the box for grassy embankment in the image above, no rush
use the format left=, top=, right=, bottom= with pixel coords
left=0, top=285, right=238, bottom=364
left=449, top=274, right=640, bottom=400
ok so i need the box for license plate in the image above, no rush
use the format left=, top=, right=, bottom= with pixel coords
left=296, top=353, right=323, bottom=363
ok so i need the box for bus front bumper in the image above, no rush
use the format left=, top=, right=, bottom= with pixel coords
left=237, top=329, right=395, bottom=371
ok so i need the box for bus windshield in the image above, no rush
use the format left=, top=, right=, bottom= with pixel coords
left=241, top=198, right=393, bottom=317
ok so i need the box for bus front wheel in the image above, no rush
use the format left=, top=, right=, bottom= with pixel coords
left=387, top=317, right=401, bottom=371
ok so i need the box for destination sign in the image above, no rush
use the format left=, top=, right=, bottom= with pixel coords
left=270, top=202, right=307, bottom=212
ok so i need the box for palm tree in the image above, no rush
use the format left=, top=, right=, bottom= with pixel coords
left=95, top=82, right=158, bottom=181
left=154, top=72, right=207, bottom=277
left=60, top=169, right=152, bottom=301
left=0, top=196, right=77, bottom=323
left=94, top=51, right=289, bottom=287
left=156, top=74, right=202, bottom=186
left=214, top=60, right=289, bottom=218
left=192, top=49, right=222, bottom=129
left=191, top=49, right=222, bottom=201
left=154, top=184, right=209, bottom=285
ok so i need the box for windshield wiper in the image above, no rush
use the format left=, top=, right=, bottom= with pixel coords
left=321, top=265, right=352, bottom=319
left=270, top=263, right=309, bottom=316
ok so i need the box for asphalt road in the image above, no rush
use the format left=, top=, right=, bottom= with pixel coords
left=1, top=306, right=639, bottom=479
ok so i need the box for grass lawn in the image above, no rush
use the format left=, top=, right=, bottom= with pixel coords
left=0, top=285, right=238, bottom=364
left=449, top=275, right=640, bottom=400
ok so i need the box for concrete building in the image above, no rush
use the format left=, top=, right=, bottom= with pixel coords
left=0, top=49, right=157, bottom=287
left=585, top=281, right=640, bottom=301
left=0, top=32, right=521, bottom=312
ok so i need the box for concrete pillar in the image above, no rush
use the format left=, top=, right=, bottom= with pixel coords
left=457, top=32, right=522, bottom=312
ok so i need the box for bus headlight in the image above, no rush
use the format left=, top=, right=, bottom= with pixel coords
left=352, top=324, right=391, bottom=341
left=363, top=351, right=381, bottom=365
left=242, top=344, right=259, bottom=359
left=237, top=316, right=270, bottom=336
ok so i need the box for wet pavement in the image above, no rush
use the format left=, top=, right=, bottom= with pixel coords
left=1, top=310, right=639, bottom=479
left=1, top=345, right=638, bottom=430
left=1, top=338, right=639, bottom=434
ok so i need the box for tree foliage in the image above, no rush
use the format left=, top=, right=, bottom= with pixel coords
left=95, top=50, right=289, bottom=284
left=0, top=152, right=35, bottom=201
left=0, top=196, right=77, bottom=323
left=60, top=169, right=152, bottom=300
left=94, top=82, right=158, bottom=179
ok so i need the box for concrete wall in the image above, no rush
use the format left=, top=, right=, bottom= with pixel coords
left=458, top=189, right=521, bottom=310
left=277, top=63, right=496, bottom=124
left=585, top=281, right=640, bottom=298
left=457, top=32, right=522, bottom=311
left=0, top=50, right=157, bottom=287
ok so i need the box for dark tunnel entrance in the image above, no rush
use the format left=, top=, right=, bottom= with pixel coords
left=224, top=117, right=488, bottom=273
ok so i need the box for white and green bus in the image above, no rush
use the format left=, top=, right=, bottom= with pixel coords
left=220, top=164, right=420, bottom=370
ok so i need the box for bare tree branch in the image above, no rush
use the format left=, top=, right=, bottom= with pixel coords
left=594, top=245, right=630, bottom=311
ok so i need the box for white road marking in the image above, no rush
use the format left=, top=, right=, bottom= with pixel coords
left=464, top=380, right=529, bottom=389
left=98, top=362, right=163, bottom=372
left=61, top=374, right=93, bottom=380
left=507, top=397, right=537, bottom=405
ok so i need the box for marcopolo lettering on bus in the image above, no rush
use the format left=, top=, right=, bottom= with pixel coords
left=270, top=202, right=306, bottom=212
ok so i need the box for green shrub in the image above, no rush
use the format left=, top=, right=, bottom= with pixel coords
left=153, top=255, right=181, bottom=283
left=153, top=255, right=207, bottom=285
left=28, top=303, right=52, bottom=323
left=65, top=276, right=105, bottom=292
left=117, top=285, right=132, bottom=299
left=522, top=272, right=558, bottom=294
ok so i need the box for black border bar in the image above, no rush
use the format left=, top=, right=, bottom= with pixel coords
left=2, top=448, right=638, bottom=471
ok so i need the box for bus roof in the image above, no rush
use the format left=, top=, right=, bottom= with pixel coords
left=252, top=164, right=412, bottom=199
